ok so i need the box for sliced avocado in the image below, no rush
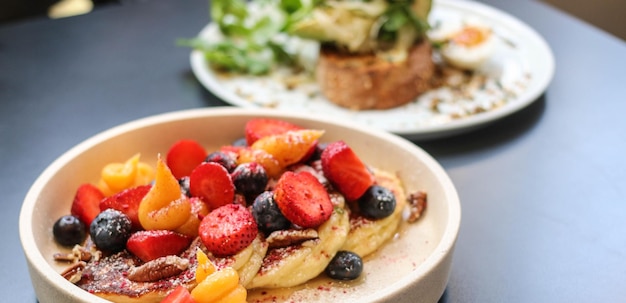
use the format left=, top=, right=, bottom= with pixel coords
left=288, top=16, right=335, bottom=42
left=288, top=5, right=379, bottom=52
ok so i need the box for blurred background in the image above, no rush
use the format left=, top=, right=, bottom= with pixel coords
left=541, top=0, right=625, bottom=41
left=1, top=0, right=624, bottom=41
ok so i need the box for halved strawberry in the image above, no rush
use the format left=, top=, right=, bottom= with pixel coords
left=244, top=118, right=303, bottom=145
left=189, top=162, right=235, bottom=211
left=99, top=185, right=151, bottom=230
left=273, top=171, right=333, bottom=228
left=162, top=285, right=196, bottom=303
left=126, top=230, right=192, bottom=262
left=70, top=183, right=105, bottom=227
left=321, top=140, right=375, bottom=201
left=166, top=139, right=208, bottom=179
left=199, top=204, right=258, bottom=256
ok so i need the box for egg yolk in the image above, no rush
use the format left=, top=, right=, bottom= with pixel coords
left=451, top=26, right=488, bottom=47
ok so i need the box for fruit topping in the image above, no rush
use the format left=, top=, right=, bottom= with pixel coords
left=126, top=230, right=192, bottom=262
left=251, top=191, right=291, bottom=235
left=325, top=250, right=363, bottom=280
left=321, top=140, right=375, bottom=201
left=70, top=183, right=105, bottom=227
left=98, top=153, right=155, bottom=196
left=250, top=129, right=324, bottom=169
left=179, top=176, right=191, bottom=197
left=166, top=139, right=208, bottom=179
left=89, top=209, right=132, bottom=253
left=199, top=204, right=258, bottom=257
left=357, top=185, right=397, bottom=219
left=189, top=162, right=236, bottom=210
left=237, top=148, right=282, bottom=178
left=138, top=156, right=191, bottom=231
left=191, top=250, right=247, bottom=303
left=99, top=184, right=151, bottom=231
left=273, top=171, right=333, bottom=228
left=53, top=215, right=87, bottom=246
left=244, top=118, right=303, bottom=145
left=231, top=162, right=268, bottom=201
left=174, top=197, right=210, bottom=237
left=195, top=249, right=216, bottom=283
left=161, top=284, right=197, bottom=303
left=192, top=267, right=247, bottom=303
left=205, top=151, right=238, bottom=173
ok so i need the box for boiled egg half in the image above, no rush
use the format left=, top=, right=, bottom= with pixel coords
left=428, top=18, right=495, bottom=70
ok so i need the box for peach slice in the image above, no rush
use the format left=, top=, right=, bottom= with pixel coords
left=138, top=155, right=191, bottom=231
left=250, top=129, right=324, bottom=169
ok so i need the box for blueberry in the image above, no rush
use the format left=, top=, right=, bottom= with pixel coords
left=251, top=191, right=290, bottom=234
left=53, top=215, right=86, bottom=246
left=205, top=151, right=238, bottom=172
left=231, top=137, right=248, bottom=147
left=357, top=185, right=396, bottom=219
left=231, top=162, right=268, bottom=200
left=325, top=250, right=363, bottom=280
left=179, top=176, right=191, bottom=197
left=89, top=209, right=132, bottom=253
left=306, top=142, right=327, bottom=163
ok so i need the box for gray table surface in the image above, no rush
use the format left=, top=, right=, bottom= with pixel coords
left=1, top=0, right=625, bottom=302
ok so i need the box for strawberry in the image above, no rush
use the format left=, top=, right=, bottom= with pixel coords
left=126, top=230, right=192, bottom=262
left=199, top=204, right=258, bottom=256
left=162, top=285, right=196, bottom=303
left=321, top=140, right=375, bottom=201
left=273, top=171, right=333, bottom=228
left=189, top=162, right=235, bottom=210
left=220, top=144, right=245, bottom=155
left=166, top=139, right=208, bottom=179
left=99, top=185, right=151, bottom=230
left=244, top=118, right=303, bottom=145
left=70, top=183, right=105, bottom=227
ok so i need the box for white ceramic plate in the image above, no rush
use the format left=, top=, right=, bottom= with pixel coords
left=20, top=108, right=460, bottom=303
left=189, top=0, right=554, bottom=140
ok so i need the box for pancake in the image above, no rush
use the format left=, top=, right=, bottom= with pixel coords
left=247, top=206, right=350, bottom=289
left=341, top=168, right=407, bottom=257
left=75, top=238, right=202, bottom=303
left=63, top=168, right=406, bottom=300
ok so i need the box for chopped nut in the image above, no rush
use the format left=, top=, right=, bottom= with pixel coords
left=407, top=191, right=427, bottom=223
left=266, top=229, right=319, bottom=248
left=53, top=252, right=77, bottom=263
left=53, top=245, right=92, bottom=263
left=73, top=245, right=92, bottom=262
left=61, top=261, right=86, bottom=284
left=127, top=256, right=189, bottom=282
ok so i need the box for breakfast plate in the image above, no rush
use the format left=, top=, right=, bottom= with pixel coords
left=189, top=0, right=554, bottom=140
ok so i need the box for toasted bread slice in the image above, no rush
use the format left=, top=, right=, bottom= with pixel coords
left=316, top=41, right=435, bottom=110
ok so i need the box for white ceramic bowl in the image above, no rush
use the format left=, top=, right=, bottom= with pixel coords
left=19, top=107, right=460, bottom=303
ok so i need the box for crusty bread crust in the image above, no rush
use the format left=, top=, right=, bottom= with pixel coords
left=316, top=41, right=435, bottom=110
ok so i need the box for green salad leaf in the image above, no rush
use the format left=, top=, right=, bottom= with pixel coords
left=179, top=0, right=431, bottom=75
left=178, top=0, right=303, bottom=75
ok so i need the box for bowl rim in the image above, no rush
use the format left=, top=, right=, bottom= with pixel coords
left=19, top=107, right=461, bottom=302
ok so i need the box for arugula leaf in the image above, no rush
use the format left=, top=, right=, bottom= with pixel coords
left=181, top=0, right=300, bottom=75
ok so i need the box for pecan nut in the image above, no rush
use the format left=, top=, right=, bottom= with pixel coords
left=266, top=228, right=319, bottom=248
left=407, top=191, right=427, bottom=223
left=127, top=256, right=189, bottom=282
left=61, top=261, right=86, bottom=284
